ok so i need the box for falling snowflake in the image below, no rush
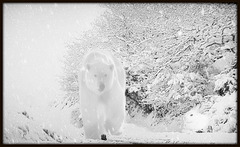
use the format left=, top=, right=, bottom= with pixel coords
left=23, top=59, right=27, bottom=64
left=50, top=10, right=54, bottom=15
left=177, top=30, right=182, bottom=36
left=201, top=8, right=205, bottom=16
left=39, top=6, right=43, bottom=12
left=47, top=24, right=50, bottom=29
left=54, top=3, right=58, bottom=8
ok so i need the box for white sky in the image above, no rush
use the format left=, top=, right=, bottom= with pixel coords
left=4, top=3, right=105, bottom=107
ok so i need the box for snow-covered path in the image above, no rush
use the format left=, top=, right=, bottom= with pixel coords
left=3, top=96, right=236, bottom=144
left=4, top=109, right=237, bottom=144
left=82, top=123, right=237, bottom=144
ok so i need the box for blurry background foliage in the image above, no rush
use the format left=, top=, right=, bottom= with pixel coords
left=55, top=4, right=236, bottom=133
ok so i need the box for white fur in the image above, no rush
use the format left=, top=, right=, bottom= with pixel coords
left=183, top=108, right=209, bottom=133
left=78, top=50, right=126, bottom=139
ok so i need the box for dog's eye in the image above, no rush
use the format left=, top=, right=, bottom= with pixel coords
left=190, top=114, right=193, bottom=116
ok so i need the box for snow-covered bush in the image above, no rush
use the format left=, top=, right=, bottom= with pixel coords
left=208, top=92, right=237, bottom=133
left=70, top=107, right=83, bottom=129
left=60, top=3, right=237, bottom=132
left=213, top=70, right=237, bottom=96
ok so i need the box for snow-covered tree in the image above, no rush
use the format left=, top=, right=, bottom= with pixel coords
left=60, top=3, right=237, bottom=132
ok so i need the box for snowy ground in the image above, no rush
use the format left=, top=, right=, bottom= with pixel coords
left=3, top=98, right=237, bottom=144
